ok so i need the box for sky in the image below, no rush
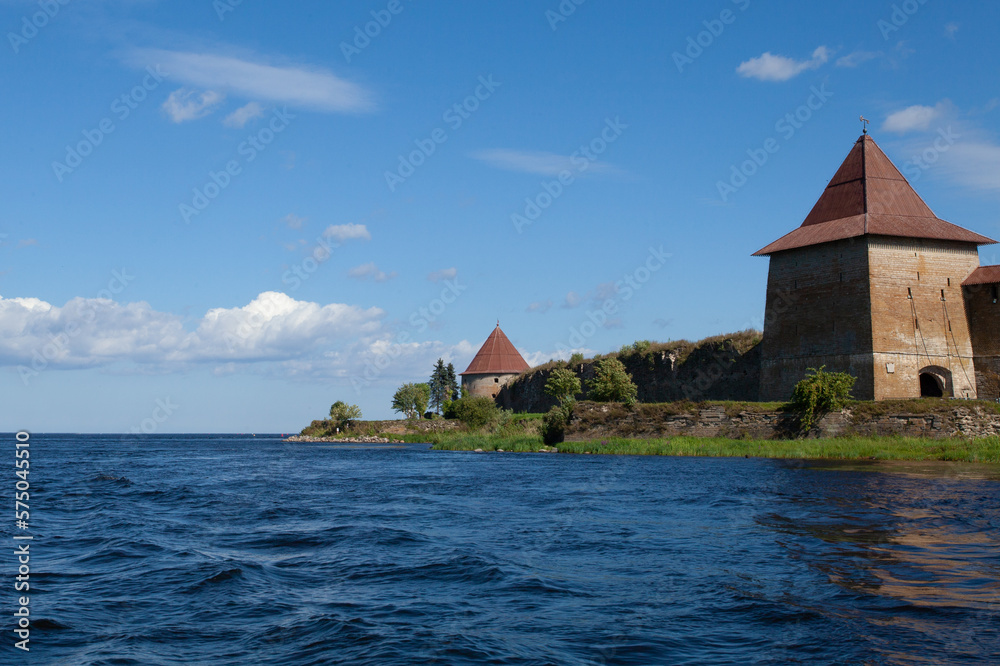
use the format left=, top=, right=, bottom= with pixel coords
left=2, top=0, right=999, bottom=432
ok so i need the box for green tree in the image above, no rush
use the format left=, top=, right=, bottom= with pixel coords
left=790, top=366, right=856, bottom=431
left=588, top=357, right=638, bottom=407
left=544, top=367, right=582, bottom=405
left=392, top=382, right=431, bottom=419
left=445, top=362, right=460, bottom=400
left=429, top=358, right=449, bottom=413
left=329, top=401, right=363, bottom=430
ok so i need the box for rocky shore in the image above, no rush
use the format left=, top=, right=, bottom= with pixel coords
left=283, top=435, right=405, bottom=444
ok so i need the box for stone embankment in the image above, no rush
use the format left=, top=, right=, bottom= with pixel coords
left=284, top=435, right=405, bottom=444
left=498, top=335, right=761, bottom=413
left=565, top=401, right=1000, bottom=441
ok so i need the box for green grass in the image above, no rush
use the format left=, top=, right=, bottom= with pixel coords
left=416, top=431, right=1000, bottom=463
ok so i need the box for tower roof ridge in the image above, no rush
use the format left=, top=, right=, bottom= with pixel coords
left=753, top=134, right=995, bottom=256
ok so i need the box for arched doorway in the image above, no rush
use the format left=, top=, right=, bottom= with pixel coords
left=919, top=372, right=944, bottom=397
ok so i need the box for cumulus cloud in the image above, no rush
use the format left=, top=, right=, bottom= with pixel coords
left=882, top=102, right=951, bottom=133
left=737, top=46, right=831, bottom=82
left=324, top=223, right=370, bottom=243
left=0, top=292, right=384, bottom=372
left=132, top=49, right=375, bottom=113
left=347, top=262, right=397, bottom=282
left=520, top=347, right=593, bottom=368
left=427, top=268, right=457, bottom=282
left=282, top=213, right=305, bottom=230
left=525, top=300, right=553, bottom=314
left=223, top=101, right=266, bottom=128
left=162, top=88, right=225, bottom=123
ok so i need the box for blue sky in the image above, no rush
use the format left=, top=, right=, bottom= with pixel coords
left=2, top=0, right=999, bottom=432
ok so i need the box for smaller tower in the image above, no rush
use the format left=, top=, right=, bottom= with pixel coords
left=461, top=323, right=530, bottom=399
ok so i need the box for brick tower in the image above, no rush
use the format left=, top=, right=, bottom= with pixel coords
left=460, top=323, right=530, bottom=399
left=754, top=133, right=997, bottom=401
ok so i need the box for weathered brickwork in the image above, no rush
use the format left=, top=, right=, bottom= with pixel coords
left=868, top=238, right=979, bottom=399
left=760, top=236, right=985, bottom=401
left=964, top=280, right=1000, bottom=400
left=760, top=238, right=875, bottom=400
left=463, top=373, right=519, bottom=399
left=565, top=401, right=1000, bottom=440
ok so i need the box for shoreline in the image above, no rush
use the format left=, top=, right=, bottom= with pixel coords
left=422, top=434, right=1000, bottom=463
left=284, top=435, right=405, bottom=444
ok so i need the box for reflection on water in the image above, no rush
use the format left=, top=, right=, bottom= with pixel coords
left=763, top=459, right=1000, bottom=663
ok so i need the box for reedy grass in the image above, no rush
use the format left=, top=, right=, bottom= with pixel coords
left=406, top=430, right=1000, bottom=463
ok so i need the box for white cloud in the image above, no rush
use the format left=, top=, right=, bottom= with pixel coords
left=133, top=49, right=375, bottom=113
left=882, top=101, right=950, bottom=133
left=0, top=292, right=384, bottom=370
left=737, top=46, right=831, bottom=82
left=945, top=22, right=960, bottom=39
left=162, top=88, right=224, bottom=123
left=348, top=262, right=397, bottom=282
left=525, top=300, right=553, bottom=314
left=427, top=268, right=457, bottom=282
left=520, top=347, right=593, bottom=368
left=472, top=149, right=620, bottom=176
left=836, top=50, right=881, bottom=68
left=282, top=213, right=305, bottom=230
left=937, top=141, right=1000, bottom=191
left=324, top=223, right=370, bottom=243
left=223, top=101, right=265, bottom=128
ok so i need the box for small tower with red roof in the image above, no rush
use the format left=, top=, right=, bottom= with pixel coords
left=461, top=323, right=531, bottom=399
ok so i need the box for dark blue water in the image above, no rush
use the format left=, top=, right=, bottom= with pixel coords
left=4, top=434, right=1000, bottom=665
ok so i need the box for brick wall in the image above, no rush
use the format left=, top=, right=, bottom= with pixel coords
left=760, top=236, right=983, bottom=401
left=760, top=238, right=873, bottom=400
left=964, top=280, right=1000, bottom=400
left=868, top=238, right=979, bottom=399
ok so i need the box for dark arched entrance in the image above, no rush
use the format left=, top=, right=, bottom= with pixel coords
left=920, top=372, right=944, bottom=397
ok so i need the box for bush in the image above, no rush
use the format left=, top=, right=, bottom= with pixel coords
left=450, top=396, right=502, bottom=429
left=569, top=352, right=585, bottom=366
left=542, top=402, right=573, bottom=445
left=544, top=367, right=582, bottom=405
left=588, top=358, right=639, bottom=407
left=790, top=366, right=856, bottom=431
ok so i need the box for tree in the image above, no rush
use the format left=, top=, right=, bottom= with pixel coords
left=544, top=367, right=582, bottom=405
left=445, top=362, right=460, bottom=400
left=329, top=401, right=363, bottom=430
left=429, top=359, right=449, bottom=413
left=790, top=366, right=856, bottom=431
left=588, top=357, right=638, bottom=407
left=392, top=382, right=431, bottom=419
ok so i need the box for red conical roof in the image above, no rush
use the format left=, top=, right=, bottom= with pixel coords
left=461, top=324, right=530, bottom=375
left=753, top=134, right=996, bottom=256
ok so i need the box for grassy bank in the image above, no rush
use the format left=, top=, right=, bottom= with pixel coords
left=407, top=430, right=1000, bottom=463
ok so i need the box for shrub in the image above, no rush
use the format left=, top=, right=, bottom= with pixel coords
left=568, top=352, right=585, bottom=366
left=544, top=368, right=582, bottom=405
left=588, top=358, right=639, bottom=407
left=790, top=366, right=856, bottom=431
left=450, top=396, right=502, bottom=429
left=542, top=402, right=573, bottom=445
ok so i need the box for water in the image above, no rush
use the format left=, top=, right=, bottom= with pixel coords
left=5, top=434, right=999, bottom=665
